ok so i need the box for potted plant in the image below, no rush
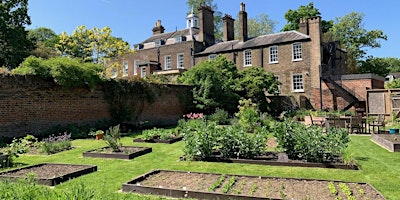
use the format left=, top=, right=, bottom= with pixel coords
left=89, top=130, right=104, bottom=140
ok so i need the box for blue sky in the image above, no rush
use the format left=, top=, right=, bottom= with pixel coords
left=28, top=0, right=399, bottom=58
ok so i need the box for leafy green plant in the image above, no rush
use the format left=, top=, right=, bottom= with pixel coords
left=235, top=99, right=260, bottom=132
left=328, top=182, right=338, bottom=196
left=208, top=174, right=226, bottom=192
left=222, top=176, right=236, bottom=193
left=339, top=183, right=356, bottom=200
left=250, top=181, right=258, bottom=195
left=141, top=127, right=179, bottom=141
left=207, top=108, right=230, bottom=125
left=39, top=132, right=72, bottom=154
left=274, top=119, right=350, bottom=162
left=103, top=125, right=122, bottom=152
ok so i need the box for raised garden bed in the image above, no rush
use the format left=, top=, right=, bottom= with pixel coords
left=83, top=146, right=152, bottom=159
left=133, top=136, right=183, bottom=144
left=181, top=152, right=358, bottom=170
left=371, top=133, right=400, bottom=152
left=122, top=170, right=385, bottom=200
left=0, top=163, right=97, bottom=186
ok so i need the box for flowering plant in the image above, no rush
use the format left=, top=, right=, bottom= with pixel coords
left=40, top=132, right=72, bottom=154
left=183, top=113, right=204, bottom=120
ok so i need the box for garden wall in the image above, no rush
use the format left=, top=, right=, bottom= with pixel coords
left=0, top=75, right=192, bottom=138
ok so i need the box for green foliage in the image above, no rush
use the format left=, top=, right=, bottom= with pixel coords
left=102, top=79, right=156, bottom=123
left=385, top=78, right=400, bottom=89
left=1, top=135, right=39, bottom=167
left=182, top=119, right=219, bottom=160
left=207, top=108, right=230, bottom=125
left=141, top=127, right=180, bottom=140
left=12, top=56, right=103, bottom=89
left=236, top=66, right=279, bottom=110
left=359, top=56, right=392, bottom=76
left=234, top=13, right=277, bottom=38
left=235, top=99, right=260, bottom=131
left=39, top=132, right=72, bottom=154
left=327, top=182, right=338, bottom=196
left=178, top=56, right=239, bottom=114
left=0, top=0, right=34, bottom=69
left=331, top=12, right=387, bottom=61
left=218, top=125, right=267, bottom=159
left=282, top=2, right=333, bottom=33
left=208, top=174, right=226, bottom=192
left=274, top=119, right=350, bottom=162
left=222, top=176, right=236, bottom=193
left=103, top=125, right=122, bottom=152
left=56, top=25, right=132, bottom=64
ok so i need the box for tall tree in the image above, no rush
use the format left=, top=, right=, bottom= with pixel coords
left=282, top=2, right=333, bottom=33
left=330, top=12, right=387, bottom=68
left=234, top=13, right=276, bottom=39
left=0, top=0, right=34, bottom=69
left=186, top=0, right=223, bottom=41
left=359, top=56, right=400, bottom=76
left=56, top=26, right=132, bottom=65
left=28, top=27, right=60, bottom=59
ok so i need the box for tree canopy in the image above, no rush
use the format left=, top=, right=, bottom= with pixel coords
left=282, top=2, right=333, bottom=33
left=56, top=26, right=132, bottom=65
left=331, top=12, right=387, bottom=67
left=359, top=56, right=400, bottom=77
left=177, top=56, right=279, bottom=114
left=0, top=0, right=34, bottom=69
left=28, top=27, right=60, bottom=59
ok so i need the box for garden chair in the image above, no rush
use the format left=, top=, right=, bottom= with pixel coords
left=347, top=115, right=363, bottom=134
left=309, top=115, right=325, bottom=127
left=368, top=114, right=385, bottom=134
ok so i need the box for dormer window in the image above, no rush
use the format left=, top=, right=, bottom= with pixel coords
left=154, top=39, right=165, bottom=46
left=134, top=44, right=143, bottom=50
left=175, top=36, right=186, bottom=43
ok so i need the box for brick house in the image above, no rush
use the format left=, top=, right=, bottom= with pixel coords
left=109, top=3, right=383, bottom=112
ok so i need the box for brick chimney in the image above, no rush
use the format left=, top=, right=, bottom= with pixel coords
left=298, top=18, right=308, bottom=35
left=152, top=20, right=165, bottom=35
left=222, top=14, right=235, bottom=42
left=238, top=2, right=248, bottom=42
left=198, top=5, right=215, bottom=45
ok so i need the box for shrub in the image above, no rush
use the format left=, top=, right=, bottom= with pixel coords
left=218, top=125, right=267, bottom=159
left=103, top=125, right=122, bottom=152
left=274, top=119, right=350, bottom=163
left=182, top=120, right=219, bottom=160
left=207, top=108, right=230, bottom=125
left=235, top=99, right=260, bottom=131
left=39, top=132, right=72, bottom=154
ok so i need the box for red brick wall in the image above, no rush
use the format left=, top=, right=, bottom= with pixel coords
left=0, top=75, right=191, bottom=138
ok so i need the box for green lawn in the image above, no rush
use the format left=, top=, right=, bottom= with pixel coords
left=2, top=134, right=399, bottom=199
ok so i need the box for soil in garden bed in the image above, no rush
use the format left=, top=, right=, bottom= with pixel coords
left=83, top=146, right=152, bottom=159
left=181, top=151, right=358, bottom=170
left=0, top=163, right=97, bottom=186
left=133, top=136, right=183, bottom=144
left=124, top=170, right=385, bottom=200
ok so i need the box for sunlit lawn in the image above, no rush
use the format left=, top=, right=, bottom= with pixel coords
left=2, top=134, right=400, bottom=199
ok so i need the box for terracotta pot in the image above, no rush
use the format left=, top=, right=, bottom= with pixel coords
left=96, top=134, right=103, bottom=140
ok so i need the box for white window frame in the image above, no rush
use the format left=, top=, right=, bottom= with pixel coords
left=177, top=53, right=184, bottom=69
left=292, top=73, right=304, bottom=92
left=140, top=67, right=146, bottom=78
left=134, top=60, right=139, bottom=75
left=164, top=55, right=171, bottom=70
left=292, top=42, right=302, bottom=61
left=122, top=61, right=128, bottom=76
left=269, top=46, right=278, bottom=63
left=208, top=54, right=217, bottom=60
left=243, top=49, right=252, bottom=67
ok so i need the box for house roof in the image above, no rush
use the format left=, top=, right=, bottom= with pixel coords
left=141, top=27, right=200, bottom=44
left=196, top=30, right=310, bottom=55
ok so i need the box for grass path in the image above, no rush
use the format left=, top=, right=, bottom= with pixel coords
left=2, top=134, right=399, bottom=199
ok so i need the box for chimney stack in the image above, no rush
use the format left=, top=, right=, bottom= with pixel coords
left=152, top=20, right=165, bottom=35
left=222, top=14, right=235, bottom=42
left=238, top=2, right=248, bottom=42
left=298, top=18, right=308, bottom=35
left=198, top=5, right=215, bottom=45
